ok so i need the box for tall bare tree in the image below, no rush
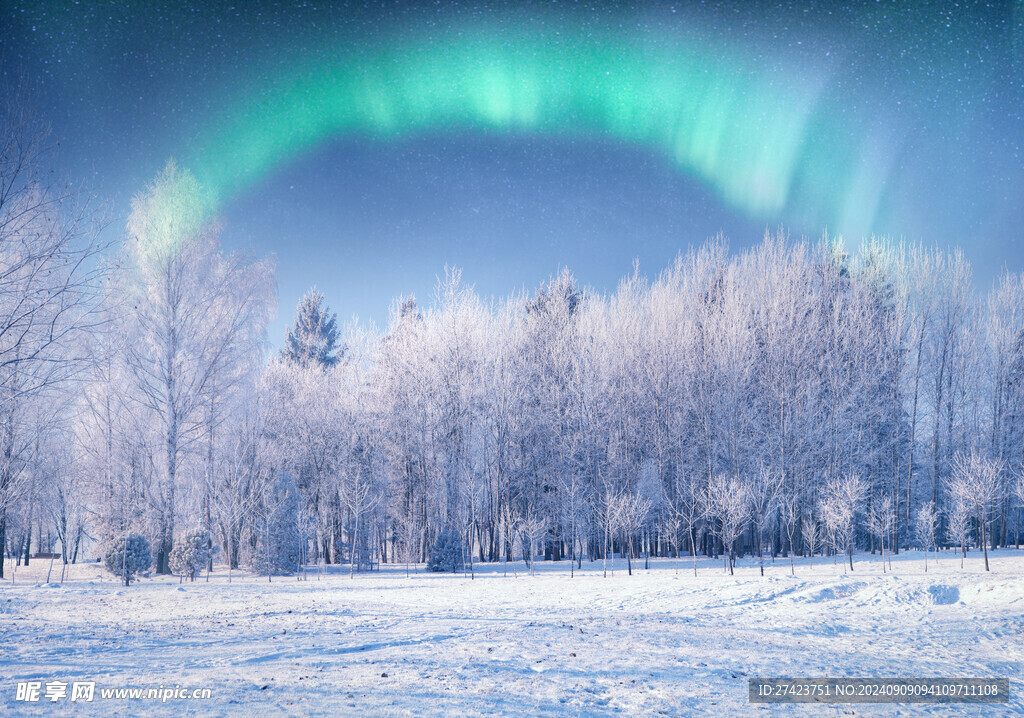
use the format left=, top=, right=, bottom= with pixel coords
left=118, top=161, right=273, bottom=573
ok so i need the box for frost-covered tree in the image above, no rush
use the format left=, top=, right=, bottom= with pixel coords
left=915, top=501, right=938, bottom=572
left=946, top=451, right=1001, bottom=571
left=0, top=94, right=105, bottom=579
left=17, top=229, right=1024, bottom=578
left=1013, top=470, right=1024, bottom=549
left=866, top=494, right=895, bottom=572
left=253, top=470, right=303, bottom=578
left=779, top=491, right=800, bottom=575
left=44, top=444, right=87, bottom=580
left=616, top=492, right=652, bottom=576
left=519, top=513, right=549, bottom=576
left=747, top=467, right=782, bottom=576
left=820, top=475, right=868, bottom=572
left=280, top=288, right=342, bottom=368
left=702, top=475, right=748, bottom=575
left=264, top=357, right=341, bottom=564
left=922, top=252, right=975, bottom=516
left=169, top=527, right=213, bottom=581
left=519, top=268, right=583, bottom=558
left=210, top=386, right=264, bottom=580
left=103, top=533, right=151, bottom=586
left=945, top=501, right=972, bottom=568
left=427, top=528, right=464, bottom=573
left=670, top=468, right=704, bottom=576
left=802, top=506, right=824, bottom=568
left=117, top=160, right=273, bottom=574
left=557, top=466, right=591, bottom=577
left=498, top=503, right=520, bottom=576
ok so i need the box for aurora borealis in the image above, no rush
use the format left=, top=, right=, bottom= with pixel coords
left=2, top=1, right=1021, bottom=337
left=189, top=23, right=828, bottom=224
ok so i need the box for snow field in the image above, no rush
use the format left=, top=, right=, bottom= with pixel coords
left=1, top=550, right=1022, bottom=717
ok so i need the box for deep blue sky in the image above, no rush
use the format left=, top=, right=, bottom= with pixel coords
left=2, top=1, right=1021, bottom=343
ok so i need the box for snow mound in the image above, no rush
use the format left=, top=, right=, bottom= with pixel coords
left=804, top=582, right=866, bottom=603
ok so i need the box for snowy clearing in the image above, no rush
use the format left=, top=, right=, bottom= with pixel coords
left=2, top=550, right=1022, bottom=717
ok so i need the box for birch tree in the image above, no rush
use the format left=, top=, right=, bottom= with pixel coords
left=118, top=161, right=273, bottom=573
left=0, top=96, right=105, bottom=578
left=821, top=474, right=868, bottom=572
left=915, top=500, right=938, bottom=572
left=702, top=474, right=749, bottom=575
left=946, top=451, right=1001, bottom=571
left=747, top=466, right=783, bottom=576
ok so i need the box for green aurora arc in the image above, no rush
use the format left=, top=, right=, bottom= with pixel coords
left=185, top=21, right=892, bottom=239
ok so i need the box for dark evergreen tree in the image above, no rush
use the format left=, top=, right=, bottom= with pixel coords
left=252, top=471, right=303, bottom=577
left=281, top=288, right=343, bottom=368
left=427, top=529, right=465, bottom=573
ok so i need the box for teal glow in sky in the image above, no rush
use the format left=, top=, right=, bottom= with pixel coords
left=190, top=23, right=838, bottom=230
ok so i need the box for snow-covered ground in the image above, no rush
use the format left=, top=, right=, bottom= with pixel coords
left=2, top=550, right=1021, bottom=717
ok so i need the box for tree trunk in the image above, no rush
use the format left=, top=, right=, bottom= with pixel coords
left=0, top=516, right=5, bottom=580
left=981, top=511, right=990, bottom=572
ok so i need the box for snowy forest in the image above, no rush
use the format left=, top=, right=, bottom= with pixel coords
left=4, top=145, right=1024, bottom=585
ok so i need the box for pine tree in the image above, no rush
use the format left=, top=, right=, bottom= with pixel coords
left=427, top=529, right=464, bottom=573
left=252, top=471, right=303, bottom=577
left=281, top=288, right=343, bottom=368
left=103, top=533, right=151, bottom=587
left=169, top=528, right=213, bottom=581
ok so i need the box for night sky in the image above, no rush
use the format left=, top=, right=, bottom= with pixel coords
left=2, top=1, right=1022, bottom=342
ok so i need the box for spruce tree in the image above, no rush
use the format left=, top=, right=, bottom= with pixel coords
left=281, top=288, right=342, bottom=368
left=252, top=471, right=303, bottom=577
left=170, top=528, right=213, bottom=581
left=427, top=529, right=465, bottom=573
left=103, top=533, right=152, bottom=587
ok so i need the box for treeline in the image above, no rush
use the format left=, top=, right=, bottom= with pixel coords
left=3, top=158, right=1024, bottom=582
